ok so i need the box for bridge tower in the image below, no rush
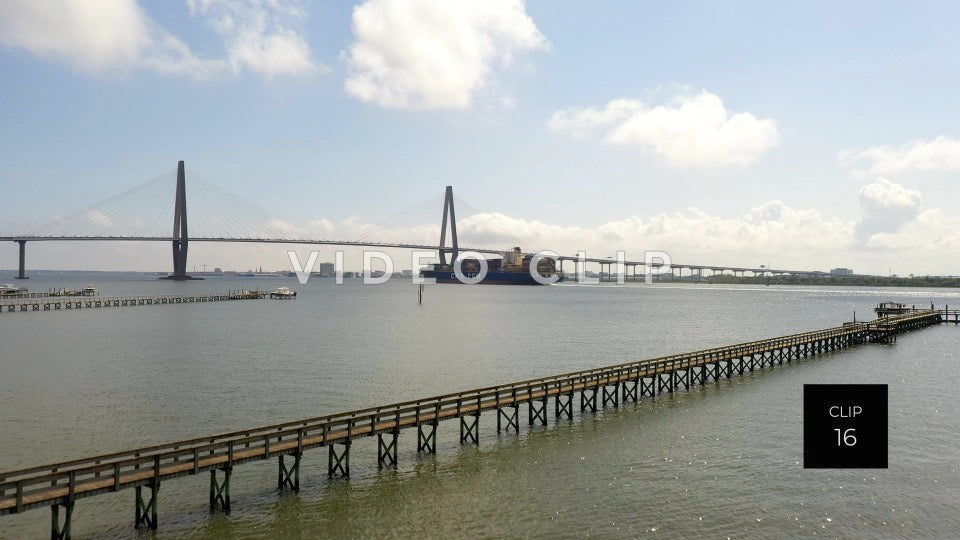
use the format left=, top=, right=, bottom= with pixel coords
left=15, top=240, right=27, bottom=279
left=438, top=186, right=458, bottom=266
left=171, top=160, right=189, bottom=280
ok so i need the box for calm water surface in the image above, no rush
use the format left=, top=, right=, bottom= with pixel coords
left=1, top=275, right=958, bottom=538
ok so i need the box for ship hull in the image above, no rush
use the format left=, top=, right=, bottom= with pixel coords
left=421, top=270, right=562, bottom=285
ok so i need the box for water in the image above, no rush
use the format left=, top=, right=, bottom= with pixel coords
left=1, top=275, right=959, bottom=538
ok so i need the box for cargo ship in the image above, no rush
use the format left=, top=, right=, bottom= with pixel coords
left=420, top=247, right=562, bottom=285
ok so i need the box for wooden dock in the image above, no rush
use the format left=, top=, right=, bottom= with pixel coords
left=875, top=302, right=960, bottom=324
left=0, top=291, right=266, bottom=313
left=0, top=291, right=94, bottom=299
left=0, top=309, right=943, bottom=538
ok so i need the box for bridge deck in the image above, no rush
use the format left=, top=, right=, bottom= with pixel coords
left=0, top=310, right=940, bottom=518
left=1, top=236, right=827, bottom=277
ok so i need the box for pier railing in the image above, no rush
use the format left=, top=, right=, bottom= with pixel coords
left=0, top=310, right=942, bottom=536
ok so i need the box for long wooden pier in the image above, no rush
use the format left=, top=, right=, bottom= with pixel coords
left=0, top=291, right=95, bottom=299
left=0, top=309, right=943, bottom=538
left=0, top=291, right=266, bottom=313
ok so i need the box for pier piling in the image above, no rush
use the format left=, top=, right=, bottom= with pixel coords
left=50, top=503, right=72, bottom=540
left=133, top=482, right=158, bottom=530
left=209, top=468, right=231, bottom=513
left=377, top=433, right=398, bottom=467
left=459, top=414, right=480, bottom=445
left=555, top=392, right=574, bottom=420
left=277, top=454, right=300, bottom=490
left=528, top=396, right=547, bottom=426
left=328, top=443, right=350, bottom=478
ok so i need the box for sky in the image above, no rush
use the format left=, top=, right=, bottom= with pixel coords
left=1, top=0, right=959, bottom=275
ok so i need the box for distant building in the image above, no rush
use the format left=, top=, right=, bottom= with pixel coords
left=318, top=262, right=335, bottom=276
left=830, top=267, right=853, bottom=276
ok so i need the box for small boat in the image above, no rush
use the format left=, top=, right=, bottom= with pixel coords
left=0, top=284, right=20, bottom=295
left=269, top=286, right=297, bottom=299
left=82, top=285, right=98, bottom=296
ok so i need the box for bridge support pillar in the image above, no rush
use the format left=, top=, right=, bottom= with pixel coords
left=50, top=502, right=73, bottom=540
left=209, top=467, right=231, bottom=513
left=134, top=482, right=159, bottom=530
left=378, top=432, right=398, bottom=467
left=16, top=240, right=28, bottom=279
left=438, top=185, right=459, bottom=266
left=278, top=453, right=300, bottom=490
left=460, top=413, right=480, bottom=445
left=328, top=441, right=351, bottom=478
left=170, top=160, right=190, bottom=280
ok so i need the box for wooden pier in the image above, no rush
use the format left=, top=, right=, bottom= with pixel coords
left=0, top=309, right=943, bottom=538
left=0, top=291, right=93, bottom=299
left=0, top=291, right=265, bottom=313
left=875, top=301, right=960, bottom=324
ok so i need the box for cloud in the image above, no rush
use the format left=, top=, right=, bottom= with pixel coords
left=188, top=0, right=318, bottom=78
left=290, top=202, right=851, bottom=272
left=548, top=90, right=780, bottom=168
left=0, top=0, right=316, bottom=79
left=840, top=136, right=960, bottom=177
left=855, top=177, right=922, bottom=242
left=343, top=0, right=547, bottom=109
left=0, top=0, right=223, bottom=77
left=456, top=204, right=851, bottom=266
left=864, top=208, right=960, bottom=252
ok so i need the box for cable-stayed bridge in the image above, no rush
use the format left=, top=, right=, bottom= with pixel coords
left=1, top=161, right=830, bottom=280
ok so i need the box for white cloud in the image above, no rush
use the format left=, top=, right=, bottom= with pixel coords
left=344, top=0, right=547, bottom=109
left=864, top=209, right=960, bottom=252
left=548, top=90, right=780, bottom=168
left=454, top=204, right=851, bottom=268
left=855, top=177, right=922, bottom=242
left=285, top=202, right=852, bottom=272
left=0, top=0, right=148, bottom=71
left=0, top=0, right=224, bottom=77
left=840, top=136, right=960, bottom=177
left=188, top=0, right=318, bottom=78
left=0, top=0, right=316, bottom=79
